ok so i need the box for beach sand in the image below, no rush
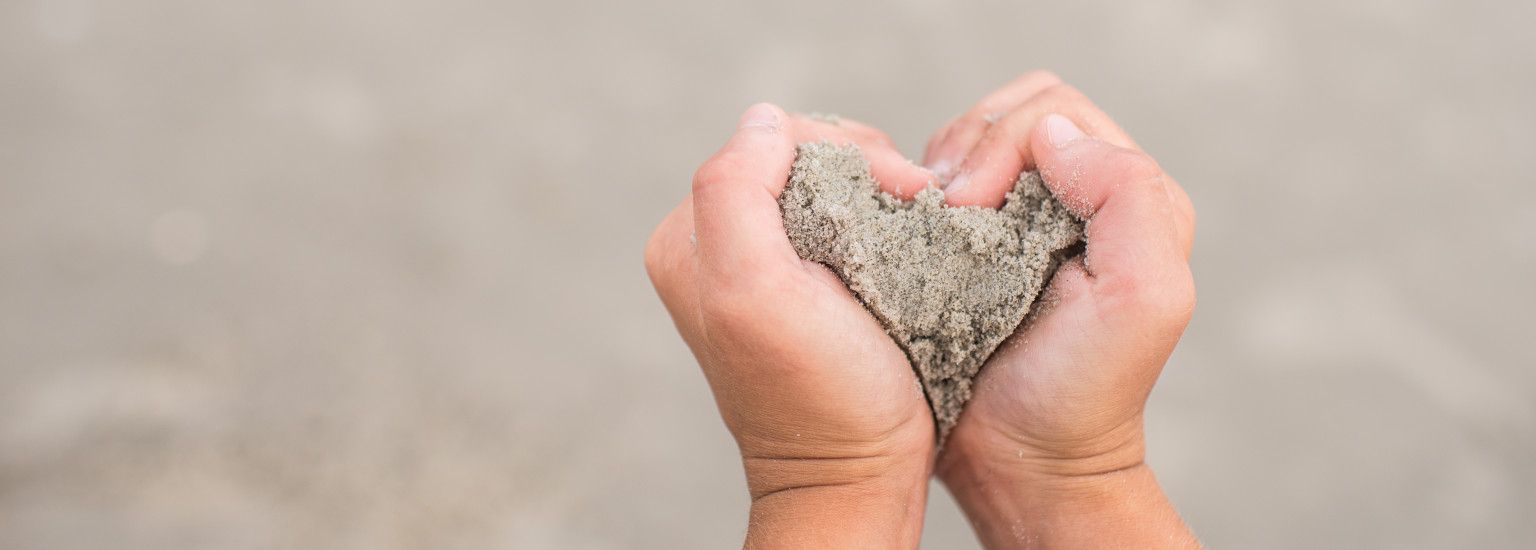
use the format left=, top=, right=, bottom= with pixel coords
left=780, top=142, right=1083, bottom=441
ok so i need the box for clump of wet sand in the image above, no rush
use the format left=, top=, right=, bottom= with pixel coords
left=780, top=142, right=1084, bottom=442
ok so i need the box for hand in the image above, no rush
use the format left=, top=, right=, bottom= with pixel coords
left=928, top=73, right=1201, bottom=548
left=645, top=104, right=937, bottom=548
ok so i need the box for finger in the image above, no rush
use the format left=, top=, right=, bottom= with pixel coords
left=692, top=103, right=804, bottom=285
left=797, top=112, right=899, bottom=150
left=944, top=84, right=1139, bottom=208
left=1030, top=114, right=1188, bottom=297
left=790, top=116, right=935, bottom=201
left=923, top=71, right=1063, bottom=177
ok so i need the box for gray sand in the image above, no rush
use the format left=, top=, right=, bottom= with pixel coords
left=780, top=142, right=1084, bottom=442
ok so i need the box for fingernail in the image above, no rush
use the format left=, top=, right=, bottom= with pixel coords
left=932, top=158, right=963, bottom=188
left=1045, top=114, right=1084, bottom=148
left=739, top=102, right=781, bottom=132
left=945, top=171, right=970, bottom=193
left=928, top=159, right=954, bottom=178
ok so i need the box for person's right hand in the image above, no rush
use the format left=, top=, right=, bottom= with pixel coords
left=645, top=104, right=938, bottom=549
left=926, top=73, right=1202, bottom=548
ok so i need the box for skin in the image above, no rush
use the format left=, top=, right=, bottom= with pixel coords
left=926, top=73, right=1199, bottom=549
left=645, top=73, right=1200, bottom=549
left=646, top=105, right=939, bottom=548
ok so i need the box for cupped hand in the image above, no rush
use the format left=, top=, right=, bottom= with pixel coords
left=927, top=74, right=1201, bottom=548
left=644, top=104, right=937, bottom=548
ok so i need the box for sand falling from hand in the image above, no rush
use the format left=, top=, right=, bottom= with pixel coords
left=780, top=142, right=1084, bottom=443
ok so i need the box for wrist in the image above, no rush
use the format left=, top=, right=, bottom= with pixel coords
left=947, top=461, right=1197, bottom=549
left=743, top=448, right=930, bottom=500
left=938, top=412, right=1149, bottom=484
left=743, top=453, right=932, bottom=549
left=939, top=447, right=1150, bottom=520
left=937, top=419, right=1198, bottom=548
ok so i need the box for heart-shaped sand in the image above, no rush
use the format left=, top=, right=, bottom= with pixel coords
left=780, top=142, right=1084, bottom=442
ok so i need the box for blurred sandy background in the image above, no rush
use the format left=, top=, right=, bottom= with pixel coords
left=3, top=1, right=1535, bottom=548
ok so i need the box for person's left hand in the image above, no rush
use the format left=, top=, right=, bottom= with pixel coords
left=645, top=103, right=938, bottom=548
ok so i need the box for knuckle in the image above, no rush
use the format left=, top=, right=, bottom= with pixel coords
left=691, top=154, right=745, bottom=194
left=1106, top=148, right=1166, bottom=185
left=837, top=118, right=895, bottom=146
left=1162, top=270, right=1197, bottom=321
left=866, top=128, right=897, bottom=147
left=644, top=212, right=691, bottom=290
left=1180, top=191, right=1198, bottom=231
left=982, top=72, right=1063, bottom=113
left=995, top=84, right=1077, bottom=129
left=1019, top=69, right=1056, bottom=82
left=642, top=222, right=670, bottom=283
left=1020, top=84, right=1096, bottom=122
left=788, top=116, right=851, bottom=144
left=1170, top=180, right=1195, bottom=211
left=1017, top=69, right=1063, bottom=88
left=993, top=106, right=1047, bottom=137
left=1033, top=82, right=1083, bottom=104
left=1110, top=268, right=1195, bottom=323
left=950, top=114, right=991, bottom=138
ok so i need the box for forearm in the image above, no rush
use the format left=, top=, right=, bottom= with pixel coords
left=943, top=460, right=1198, bottom=549
left=743, top=456, right=930, bottom=549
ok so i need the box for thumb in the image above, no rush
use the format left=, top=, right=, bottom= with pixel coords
left=1031, top=114, right=1187, bottom=294
left=692, top=103, right=801, bottom=284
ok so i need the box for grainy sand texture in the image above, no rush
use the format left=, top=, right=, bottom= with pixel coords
left=780, top=142, right=1084, bottom=441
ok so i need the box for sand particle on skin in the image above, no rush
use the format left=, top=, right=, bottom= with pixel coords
left=779, top=142, right=1084, bottom=442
